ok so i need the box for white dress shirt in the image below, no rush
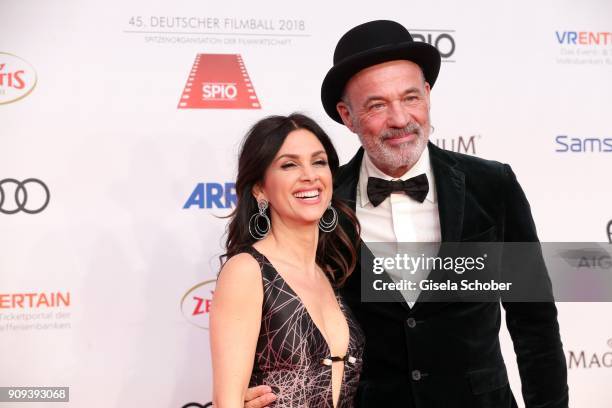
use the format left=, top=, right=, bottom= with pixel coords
left=356, top=146, right=441, bottom=306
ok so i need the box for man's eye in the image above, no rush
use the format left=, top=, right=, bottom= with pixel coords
left=368, top=103, right=385, bottom=111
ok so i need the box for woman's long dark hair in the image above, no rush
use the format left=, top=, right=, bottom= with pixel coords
left=220, top=113, right=360, bottom=287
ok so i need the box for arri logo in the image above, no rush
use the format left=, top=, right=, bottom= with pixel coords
left=180, top=280, right=216, bottom=329
left=410, top=29, right=456, bottom=61
left=555, top=135, right=612, bottom=153
left=178, top=54, right=261, bottom=109
left=0, top=52, right=37, bottom=105
left=183, top=182, right=236, bottom=209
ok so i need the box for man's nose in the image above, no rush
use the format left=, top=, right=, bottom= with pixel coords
left=387, top=101, right=411, bottom=128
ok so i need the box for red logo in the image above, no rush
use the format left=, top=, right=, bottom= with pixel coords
left=0, top=52, right=37, bottom=105
left=180, top=279, right=216, bottom=329
left=178, top=54, right=261, bottom=109
left=0, top=292, right=70, bottom=309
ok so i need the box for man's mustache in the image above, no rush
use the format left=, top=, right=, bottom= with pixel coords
left=381, top=123, right=423, bottom=140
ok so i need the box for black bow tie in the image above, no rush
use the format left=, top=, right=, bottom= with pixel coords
left=366, top=174, right=429, bottom=207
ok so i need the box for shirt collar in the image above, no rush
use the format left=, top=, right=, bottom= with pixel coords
left=358, top=145, right=437, bottom=207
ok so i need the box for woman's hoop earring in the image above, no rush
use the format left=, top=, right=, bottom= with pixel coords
left=319, top=202, right=338, bottom=232
left=249, top=199, right=271, bottom=240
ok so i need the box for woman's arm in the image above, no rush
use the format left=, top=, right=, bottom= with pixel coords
left=210, top=253, right=263, bottom=408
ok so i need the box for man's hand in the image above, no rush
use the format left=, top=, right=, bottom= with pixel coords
left=244, top=385, right=277, bottom=408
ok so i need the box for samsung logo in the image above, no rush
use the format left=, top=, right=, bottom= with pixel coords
left=555, top=135, right=612, bottom=153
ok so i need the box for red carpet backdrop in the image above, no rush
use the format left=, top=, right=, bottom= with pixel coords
left=1, top=0, right=611, bottom=406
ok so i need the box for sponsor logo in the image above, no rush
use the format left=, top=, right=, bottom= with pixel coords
left=555, top=30, right=612, bottom=65
left=182, top=403, right=213, bottom=408
left=607, top=220, right=612, bottom=244
left=180, top=280, right=216, bottom=329
left=432, top=135, right=479, bottom=155
left=555, top=135, right=612, bottom=153
left=410, top=29, right=456, bottom=61
left=0, top=178, right=50, bottom=215
left=0, top=292, right=70, bottom=309
left=555, top=31, right=612, bottom=46
left=183, top=182, right=236, bottom=209
left=178, top=54, right=261, bottom=109
left=567, top=338, right=612, bottom=369
left=0, top=52, right=37, bottom=105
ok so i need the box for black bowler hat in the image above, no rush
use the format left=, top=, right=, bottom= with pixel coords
left=321, top=20, right=441, bottom=124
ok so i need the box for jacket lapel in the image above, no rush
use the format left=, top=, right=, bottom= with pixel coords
left=429, top=143, right=466, bottom=243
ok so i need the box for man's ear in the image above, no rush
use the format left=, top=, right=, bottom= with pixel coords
left=336, top=101, right=357, bottom=133
left=424, top=81, right=431, bottom=111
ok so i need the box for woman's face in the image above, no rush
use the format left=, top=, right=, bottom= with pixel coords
left=257, top=128, right=333, bottom=228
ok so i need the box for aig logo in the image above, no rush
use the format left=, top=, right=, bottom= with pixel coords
left=410, top=29, right=456, bottom=61
left=183, top=182, right=237, bottom=209
left=0, top=178, right=50, bottom=214
left=607, top=220, right=611, bottom=244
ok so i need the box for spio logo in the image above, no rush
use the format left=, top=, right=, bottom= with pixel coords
left=202, top=82, right=237, bottom=100
left=0, top=178, right=50, bottom=215
left=180, top=279, right=216, bottom=329
left=0, top=52, right=37, bottom=105
left=178, top=54, right=261, bottom=109
left=183, top=182, right=236, bottom=209
left=410, top=29, right=456, bottom=60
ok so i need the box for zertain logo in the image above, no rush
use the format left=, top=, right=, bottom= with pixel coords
left=607, top=220, right=612, bottom=244
left=555, top=135, right=612, bottom=153
left=183, top=182, right=236, bottom=209
left=180, top=279, right=216, bottom=330
left=432, top=135, right=479, bottom=155
left=567, top=338, right=612, bottom=369
left=410, top=29, right=456, bottom=61
left=0, top=292, right=70, bottom=309
left=178, top=54, right=261, bottom=109
left=0, top=178, right=50, bottom=215
left=0, top=52, right=37, bottom=105
left=555, top=31, right=612, bottom=46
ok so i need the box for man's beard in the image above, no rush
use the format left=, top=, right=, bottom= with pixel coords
left=358, top=122, right=429, bottom=175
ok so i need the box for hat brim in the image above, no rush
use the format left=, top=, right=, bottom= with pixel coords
left=321, top=41, right=441, bottom=124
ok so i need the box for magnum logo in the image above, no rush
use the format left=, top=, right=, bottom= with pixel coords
left=178, top=54, right=261, bottom=109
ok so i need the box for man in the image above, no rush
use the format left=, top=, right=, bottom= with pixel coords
left=245, top=20, right=568, bottom=407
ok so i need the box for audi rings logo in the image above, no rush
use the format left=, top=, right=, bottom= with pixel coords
left=0, top=178, right=50, bottom=214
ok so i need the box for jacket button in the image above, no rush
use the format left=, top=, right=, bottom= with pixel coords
left=406, top=318, right=417, bottom=328
left=412, top=370, right=422, bottom=381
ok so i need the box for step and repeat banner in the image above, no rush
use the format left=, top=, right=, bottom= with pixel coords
left=1, top=0, right=611, bottom=406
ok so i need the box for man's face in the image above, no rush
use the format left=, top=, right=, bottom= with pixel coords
left=336, top=60, right=431, bottom=177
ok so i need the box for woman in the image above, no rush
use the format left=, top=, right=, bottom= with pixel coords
left=210, top=113, right=363, bottom=407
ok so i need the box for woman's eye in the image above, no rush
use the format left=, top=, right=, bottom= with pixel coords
left=281, top=162, right=296, bottom=169
left=314, top=160, right=328, bottom=166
